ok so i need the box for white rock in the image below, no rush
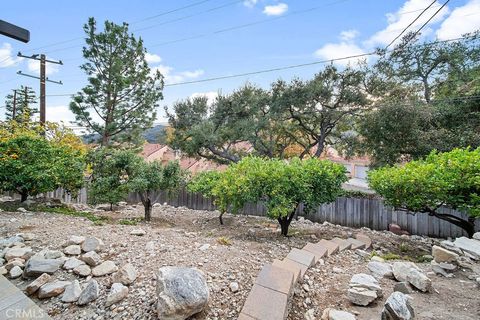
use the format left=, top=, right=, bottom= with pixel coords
left=63, top=257, right=85, bottom=270
left=348, top=273, right=382, bottom=306
left=368, top=261, right=393, bottom=279
left=68, top=235, right=86, bottom=245
left=9, top=265, right=23, bottom=278
left=130, top=229, right=146, bottom=236
left=321, top=308, right=356, bottom=320
left=4, top=247, right=32, bottom=261
left=44, top=250, right=64, bottom=259
left=106, top=283, right=129, bottom=306
left=199, top=244, right=210, bottom=251
left=406, top=268, right=431, bottom=292
left=64, top=245, right=81, bottom=256
left=432, top=245, right=459, bottom=263
left=61, top=280, right=82, bottom=303
left=473, top=232, right=480, bottom=241
left=381, top=291, right=414, bottom=320
left=371, top=256, right=385, bottom=262
left=92, top=261, right=118, bottom=277
left=112, top=263, right=137, bottom=285
left=73, top=264, right=91, bottom=277
left=80, top=251, right=102, bottom=267
left=229, top=282, right=239, bottom=293
left=81, top=237, right=104, bottom=252
left=392, top=262, right=420, bottom=282
left=453, top=237, right=480, bottom=259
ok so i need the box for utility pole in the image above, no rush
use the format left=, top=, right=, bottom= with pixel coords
left=17, top=52, right=62, bottom=126
left=12, top=89, right=17, bottom=119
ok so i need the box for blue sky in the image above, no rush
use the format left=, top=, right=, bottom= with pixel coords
left=1, top=0, right=479, bottom=126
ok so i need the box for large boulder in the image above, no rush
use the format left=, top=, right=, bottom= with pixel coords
left=156, top=267, right=209, bottom=320
left=368, top=261, right=393, bottom=279
left=23, top=259, right=63, bottom=277
left=347, top=273, right=382, bottom=306
left=432, top=245, right=459, bottom=263
left=381, top=292, right=414, bottom=320
left=453, top=237, right=480, bottom=259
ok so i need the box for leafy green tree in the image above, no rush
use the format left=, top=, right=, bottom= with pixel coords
left=86, top=148, right=140, bottom=210
left=70, top=17, right=163, bottom=146
left=190, top=157, right=347, bottom=236
left=188, top=170, right=224, bottom=223
left=130, top=160, right=183, bottom=221
left=3, top=86, right=37, bottom=122
left=0, top=135, right=85, bottom=202
left=369, top=148, right=480, bottom=237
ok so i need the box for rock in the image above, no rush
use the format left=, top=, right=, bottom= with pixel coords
left=81, top=237, right=104, bottom=252
left=77, top=280, right=99, bottom=305
left=440, top=240, right=464, bottom=255
left=0, top=266, right=7, bottom=275
left=130, top=229, right=146, bottom=236
left=23, top=259, right=62, bottom=277
left=38, top=280, right=70, bottom=299
left=348, top=273, right=382, bottom=306
left=18, top=233, right=36, bottom=241
left=156, top=266, right=209, bottom=320
left=106, top=283, right=129, bottom=306
left=73, top=264, right=91, bottom=277
left=63, top=257, right=86, bottom=270
left=388, top=223, right=409, bottom=236
left=371, top=256, right=385, bottom=262
left=112, top=263, right=137, bottom=285
left=92, top=260, right=118, bottom=277
left=199, top=244, right=210, bottom=251
left=17, top=207, right=27, bottom=212
left=9, top=265, right=23, bottom=278
left=393, top=282, right=412, bottom=294
left=25, top=273, right=51, bottom=295
left=0, top=236, right=24, bottom=248
left=61, top=280, right=82, bottom=303
left=332, top=267, right=344, bottom=273
left=321, top=308, right=356, bottom=320
left=4, top=247, right=32, bottom=261
left=453, top=237, right=480, bottom=259
left=67, top=235, right=86, bottom=245
left=473, top=232, right=480, bottom=241
left=381, top=292, right=414, bottom=320
left=432, top=245, right=459, bottom=263
left=406, top=268, right=431, bottom=292
left=4, top=258, right=25, bottom=271
left=44, top=250, right=64, bottom=259
left=80, top=251, right=102, bottom=267
left=392, top=262, right=420, bottom=282
left=431, top=264, right=450, bottom=277
left=145, top=241, right=155, bottom=251
left=305, top=308, right=315, bottom=320
left=229, top=282, right=239, bottom=293
left=64, top=245, right=81, bottom=256
left=368, top=261, right=393, bottom=279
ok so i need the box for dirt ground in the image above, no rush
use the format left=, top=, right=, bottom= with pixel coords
left=1, top=203, right=479, bottom=320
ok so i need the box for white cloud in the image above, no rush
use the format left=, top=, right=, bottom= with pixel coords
left=243, top=0, right=258, bottom=8
left=27, top=58, right=59, bottom=76
left=152, top=64, right=204, bottom=84
left=367, top=0, right=450, bottom=47
left=190, top=91, right=219, bottom=106
left=436, top=0, right=480, bottom=40
left=145, top=52, right=162, bottom=64
left=314, top=29, right=367, bottom=66
left=45, top=105, right=76, bottom=124
left=0, top=43, right=23, bottom=68
left=263, top=3, right=288, bottom=16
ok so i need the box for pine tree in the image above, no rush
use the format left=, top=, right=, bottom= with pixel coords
left=3, top=86, right=38, bottom=122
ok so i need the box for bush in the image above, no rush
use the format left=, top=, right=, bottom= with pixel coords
left=189, top=157, right=347, bottom=236
left=369, top=148, right=480, bottom=237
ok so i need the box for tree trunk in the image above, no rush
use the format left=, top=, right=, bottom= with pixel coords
left=20, top=192, right=28, bottom=202
left=277, top=208, right=297, bottom=237
left=427, top=209, right=476, bottom=238
left=144, top=198, right=152, bottom=222
left=219, top=211, right=225, bottom=225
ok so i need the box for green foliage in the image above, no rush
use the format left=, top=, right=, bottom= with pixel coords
left=190, top=157, right=347, bottom=236
left=217, top=236, right=232, bottom=246
left=187, top=170, right=222, bottom=197
left=0, top=134, right=85, bottom=201
left=118, top=218, right=141, bottom=225
left=369, top=148, right=480, bottom=237
left=70, top=17, right=163, bottom=146
left=86, top=148, right=141, bottom=208
left=3, top=86, right=38, bottom=123
left=36, top=205, right=108, bottom=224
left=129, top=160, right=184, bottom=220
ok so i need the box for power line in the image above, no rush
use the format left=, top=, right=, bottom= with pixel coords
left=384, top=0, right=437, bottom=50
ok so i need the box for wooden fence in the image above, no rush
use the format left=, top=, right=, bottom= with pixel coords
left=5, top=188, right=479, bottom=238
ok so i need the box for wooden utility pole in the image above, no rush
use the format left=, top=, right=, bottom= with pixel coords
left=12, top=89, right=17, bottom=119
left=17, top=52, right=62, bottom=126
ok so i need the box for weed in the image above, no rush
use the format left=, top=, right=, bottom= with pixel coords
left=399, top=242, right=409, bottom=253
left=381, top=252, right=401, bottom=260
left=217, top=236, right=232, bottom=246
left=119, top=218, right=141, bottom=226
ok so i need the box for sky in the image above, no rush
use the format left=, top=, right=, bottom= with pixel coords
left=1, top=0, right=480, bottom=127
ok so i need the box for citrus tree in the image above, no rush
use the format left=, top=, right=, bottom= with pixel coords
left=369, top=148, right=480, bottom=237
left=130, top=160, right=184, bottom=221
left=189, top=157, right=347, bottom=236
left=188, top=170, right=225, bottom=223
left=0, top=134, right=85, bottom=202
